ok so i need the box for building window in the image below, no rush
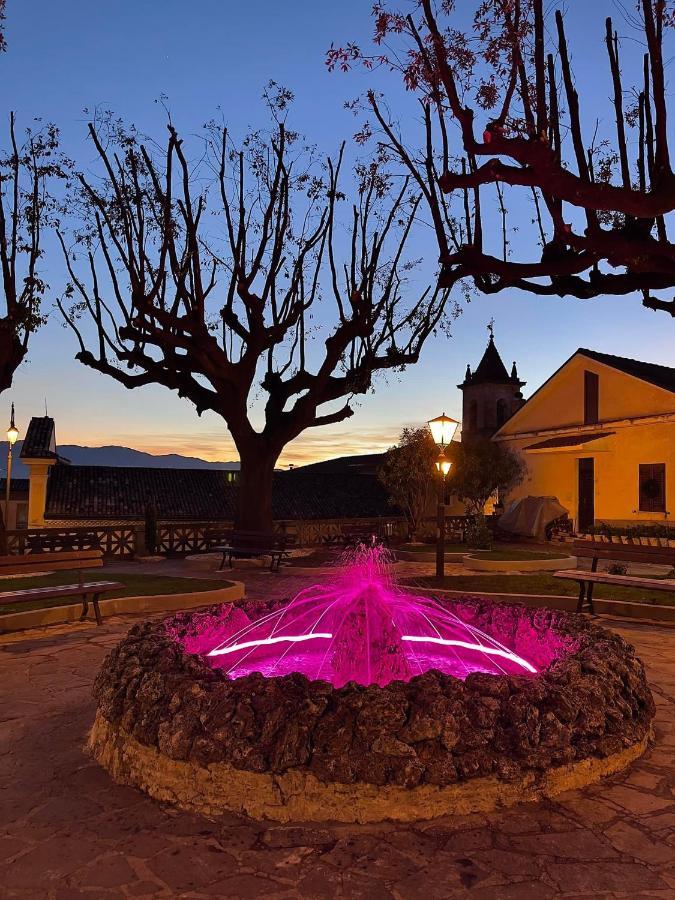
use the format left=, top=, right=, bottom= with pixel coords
left=468, top=399, right=478, bottom=432
left=496, top=398, right=508, bottom=427
left=584, top=370, right=599, bottom=424
left=639, top=463, right=666, bottom=513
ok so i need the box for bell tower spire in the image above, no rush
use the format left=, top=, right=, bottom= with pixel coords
left=458, top=326, right=526, bottom=440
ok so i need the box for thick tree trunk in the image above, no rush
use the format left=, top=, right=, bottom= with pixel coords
left=235, top=444, right=280, bottom=532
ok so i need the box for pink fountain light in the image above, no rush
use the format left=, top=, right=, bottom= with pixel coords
left=197, top=547, right=537, bottom=687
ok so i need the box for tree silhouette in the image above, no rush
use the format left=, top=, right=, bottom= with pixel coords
left=329, top=0, right=675, bottom=317
left=378, top=426, right=438, bottom=540
left=0, top=114, right=59, bottom=394
left=58, top=93, right=458, bottom=530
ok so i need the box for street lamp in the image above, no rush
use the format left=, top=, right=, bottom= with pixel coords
left=429, top=413, right=459, bottom=449
left=5, top=404, right=19, bottom=531
left=435, top=455, right=452, bottom=477
left=428, top=413, right=459, bottom=580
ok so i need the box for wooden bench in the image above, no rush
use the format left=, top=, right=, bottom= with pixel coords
left=554, top=540, right=675, bottom=613
left=213, top=531, right=295, bottom=572
left=340, top=524, right=389, bottom=549
left=0, top=550, right=123, bottom=626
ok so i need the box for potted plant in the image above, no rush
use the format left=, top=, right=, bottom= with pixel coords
left=637, top=527, right=650, bottom=546
left=597, top=523, right=612, bottom=543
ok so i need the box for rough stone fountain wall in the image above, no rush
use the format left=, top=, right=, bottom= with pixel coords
left=89, top=597, right=655, bottom=822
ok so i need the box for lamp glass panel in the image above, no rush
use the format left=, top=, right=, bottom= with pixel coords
left=428, top=414, right=459, bottom=447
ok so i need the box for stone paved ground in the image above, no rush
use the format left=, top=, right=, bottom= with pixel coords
left=1, top=565, right=673, bottom=899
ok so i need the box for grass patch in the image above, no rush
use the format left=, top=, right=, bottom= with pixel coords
left=408, top=573, right=675, bottom=607
left=399, top=544, right=470, bottom=555
left=465, top=549, right=570, bottom=561
left=284, top=549, right=339, bottom=567
left=0, top=570, right=232, bottom=614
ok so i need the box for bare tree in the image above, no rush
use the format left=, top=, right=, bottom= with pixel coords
left=0, top=114, right=59, bottom=394
left=0, top=0, right=6, bottom=54
left=329, top=0, right=675, bottom=317
left=58, top=93, right=459, bottom=530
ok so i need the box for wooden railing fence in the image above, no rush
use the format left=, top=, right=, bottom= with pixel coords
left=5, top=516, right=415, bottom=558
left=6, top=526, right=136, bottom=558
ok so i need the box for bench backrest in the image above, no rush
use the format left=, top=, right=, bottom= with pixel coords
left=342, top=524, right=384, bottom=537
left=573, top=540, right=675, bottom=566
left=231, top=530, right=293, bottom=550
left=0, top=548, right=104, bottom=575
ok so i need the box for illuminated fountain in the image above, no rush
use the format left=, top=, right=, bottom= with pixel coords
left=191, top=547, right=537, bottom=685
left=89, top=547, right=655, bottom=823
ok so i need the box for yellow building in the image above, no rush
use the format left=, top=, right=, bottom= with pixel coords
left=493, top=349, right=674, bottom=531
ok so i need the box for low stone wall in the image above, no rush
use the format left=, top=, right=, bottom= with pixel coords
left=89, top=712, right=650, bottom=824
left=89, top=596, right=655, bottom=822
left=463, top=554, right=577, bottom=572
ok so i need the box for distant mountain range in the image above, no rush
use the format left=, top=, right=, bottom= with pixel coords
left=0, top=443, right=240, bottom=479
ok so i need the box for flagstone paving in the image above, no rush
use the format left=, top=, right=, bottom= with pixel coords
left=0, top=566, right=673, bottom=899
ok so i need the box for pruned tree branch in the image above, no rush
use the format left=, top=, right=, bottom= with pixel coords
left=330, top=0, right=675, bottom=317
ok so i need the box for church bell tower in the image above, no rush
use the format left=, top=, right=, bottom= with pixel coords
left=459, top=324, right=525, bottom=440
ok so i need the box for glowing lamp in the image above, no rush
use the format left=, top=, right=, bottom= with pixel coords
left=428, top=412, right=459, bottom=448
left=435, top=456, right=452, bottom=477
left=6, top=404, right=18, bottom=446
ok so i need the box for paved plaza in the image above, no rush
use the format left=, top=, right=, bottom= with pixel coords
left=0, top=566, right=673, bottom=899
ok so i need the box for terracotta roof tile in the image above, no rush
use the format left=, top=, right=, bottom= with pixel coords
left=525, top=431, right=614, bottom=451
left=577, top=349, right=675, bottom=393
left=44, top=465, right=398, bottom=522
left=19, top=417, right=57, bottom=459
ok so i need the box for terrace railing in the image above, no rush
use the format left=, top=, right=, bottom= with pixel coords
left=6, top=526, right=136, bottom=558
left=5, top=515, right=411, bottom=559
left=157, top=523, right=232, bottom=557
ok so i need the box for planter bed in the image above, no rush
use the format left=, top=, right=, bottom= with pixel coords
left=409, top=573, right=675, bottom=607
left=0, top=572, right=244, bottom=632
left=396, top=544, right=491, bottom=563
left=464, top=550, right=576, bottom=572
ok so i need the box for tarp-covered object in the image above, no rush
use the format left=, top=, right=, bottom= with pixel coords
left=498, top=496, right=568, bottom=540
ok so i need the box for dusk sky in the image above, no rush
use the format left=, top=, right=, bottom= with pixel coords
left=2, top=1, right=673, bottom=466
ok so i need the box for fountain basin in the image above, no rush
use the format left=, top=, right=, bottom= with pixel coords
left=89, top=595, right=654, bottom=822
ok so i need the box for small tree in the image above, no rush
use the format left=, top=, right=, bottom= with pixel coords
left=378, top=426, right=438, bottom=540
left=448, top=439, right=525, bottom=517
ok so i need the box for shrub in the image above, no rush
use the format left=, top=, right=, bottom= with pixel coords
left=466, top=515, right=493, bottom=550
left=448, top=438, right=525, bottom=516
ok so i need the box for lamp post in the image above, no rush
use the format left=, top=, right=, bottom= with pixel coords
left=5, top=404, right=19, bottom=531
left=428, top=413, right=459, bottom=580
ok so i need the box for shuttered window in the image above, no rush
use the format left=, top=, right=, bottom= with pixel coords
left=639, top=463, right=666, bottom=512
left=584, top=371, right=599, bottom=424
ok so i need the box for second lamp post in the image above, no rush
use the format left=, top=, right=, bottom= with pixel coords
left=428, top=413, right=459, bottom=580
